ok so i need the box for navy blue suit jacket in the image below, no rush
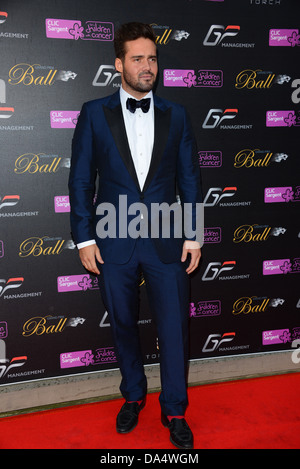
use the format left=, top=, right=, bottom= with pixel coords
left=68, top=91, right=201, bottom=264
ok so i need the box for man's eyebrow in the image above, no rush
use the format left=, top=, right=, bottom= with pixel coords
left=130, top=54, right=157, bottom=59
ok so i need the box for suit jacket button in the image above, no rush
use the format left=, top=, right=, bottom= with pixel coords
left=140, top=194, right=144, bottom=200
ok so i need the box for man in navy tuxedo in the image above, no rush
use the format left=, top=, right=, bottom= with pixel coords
left=69, top=22, right=202, bottom=449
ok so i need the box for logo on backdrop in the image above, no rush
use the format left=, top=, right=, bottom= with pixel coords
left=202, top=332, right=250, bottom=354
left=0, top=10, right=29, bottom=39
left=57, top=275, right=99, bottom=293
left=18, top=237, right=75, bottom=258
left=98, top=311, right=152, bottom=329
left=22, top=316, right=86, bottom=337
left=262, top=328, right=300, bottom=346
left=0, top=322, right=8, bottom=339
left=202, top=333, right=236, bottom=353
left=0, top=339, right=45, bottom=381
left=164, top=69, right=223, bottom=88
left=190, top=300, right=221, bottom=318
left=0, top=78, right=14, bottom=118
left=45, top=19, right=114, bottom=41
left=202, top=260, right=251, bottom=282
left=0, top=194, right=39, bottom=218
left=232, top=297, right=285, bottom=316
left=233, top=224, right=286, bottom=243
left=234, top=69, right=295, bottom=90
left=14, top=154, right=69, bottom=174
left=198, top=151, right=222, bottom=168
left=0, top=277, right=42, bottom=300
left=150, top=24, right=190, bottom=45
left=234, top=70, right=300, bottom=102
left=0, top=194, right=19, bottom=210
left=264, top=186, right=300, bottom=203
left=8, top=64, right=77, bottom=86
left=92, top=65, right=121, bottom=87
left=250, top=0, right=281, bottom=5
left=0, top=277, right=24, bottom=297
left=203, top=187, right=251, bottom=207
left=202, top=109, right=253, bottom=130
left=203, top=24, right=255, bottom=48
left=263, top=258, right=300, bottom=276
left=0, top=11, right=7, bottom=23
left=204, top=227, right=222, bottom=244
left=60, top=347, right=117, bottom=369
left=266, top=110, right=300, bottom=127
left=203, top=187, right=236, bottom=206
left=234, top=149, right=289, bottom=168
left=50, top=111, right=80, bottom=129
left=54, top=196, right=70, bottom=213
left=0, top=339, right=28, bottom=379
left=269, top=29, right=300, bottom=47
left=201, top=261, right=236, bottom=281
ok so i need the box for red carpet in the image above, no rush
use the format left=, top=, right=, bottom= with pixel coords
left=1, top=373, right=300, bottom=449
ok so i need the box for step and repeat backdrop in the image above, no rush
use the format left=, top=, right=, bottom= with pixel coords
left=1, top=0, right=299, bottom=385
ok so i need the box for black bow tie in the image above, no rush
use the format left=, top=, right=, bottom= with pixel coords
left=126, top=97, right=151, bottom=114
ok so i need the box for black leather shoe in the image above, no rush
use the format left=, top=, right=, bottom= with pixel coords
left=161, top=413, right=194, bottom=449
left=116, top=399, right=145, bottom=434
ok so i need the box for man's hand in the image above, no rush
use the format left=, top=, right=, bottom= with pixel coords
left=78, top=244, right=103, bottom=275
left=181, top=241, right=201, bottom=274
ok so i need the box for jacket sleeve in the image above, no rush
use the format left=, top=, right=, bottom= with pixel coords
left=176, top=106, right=203, bottom=245
left=68, top=103, right=97, bottom=245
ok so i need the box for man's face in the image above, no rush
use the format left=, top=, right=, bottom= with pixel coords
left=115, top=37, right=158, bottom=98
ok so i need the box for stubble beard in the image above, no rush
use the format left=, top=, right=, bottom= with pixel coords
left=123, top=70, right=156, bottom=94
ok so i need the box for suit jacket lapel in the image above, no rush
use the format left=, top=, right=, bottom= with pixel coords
left=103, top=92, right=172, bottom=195
left=103, top=99, right=141, bottom=192
left=142, top=104, right=172, bottom=194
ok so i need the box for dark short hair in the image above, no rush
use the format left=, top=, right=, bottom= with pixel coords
left=114, top=22, right=156, bottom=60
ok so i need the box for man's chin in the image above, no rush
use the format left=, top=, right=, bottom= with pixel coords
left=136, top=81, right=155, bottom=92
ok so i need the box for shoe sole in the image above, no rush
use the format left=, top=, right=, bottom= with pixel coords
left=169, top=435, right=194, bottom=450
left=116, top=420, right=138, bottom=434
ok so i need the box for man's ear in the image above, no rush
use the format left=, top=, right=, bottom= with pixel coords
left=115, top=57, right=123, bottom=73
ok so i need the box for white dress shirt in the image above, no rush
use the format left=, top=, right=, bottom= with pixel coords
left=120, top=86, right=154, bottom=190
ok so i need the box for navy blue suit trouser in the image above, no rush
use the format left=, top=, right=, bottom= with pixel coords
left=98, top=237, right=190, bottom=416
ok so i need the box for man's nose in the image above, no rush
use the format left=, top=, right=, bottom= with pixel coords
left=141, top=58, right=154, bottom=69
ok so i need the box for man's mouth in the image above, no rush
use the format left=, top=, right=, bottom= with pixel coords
left=139, top=73, right=154, bottom=79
